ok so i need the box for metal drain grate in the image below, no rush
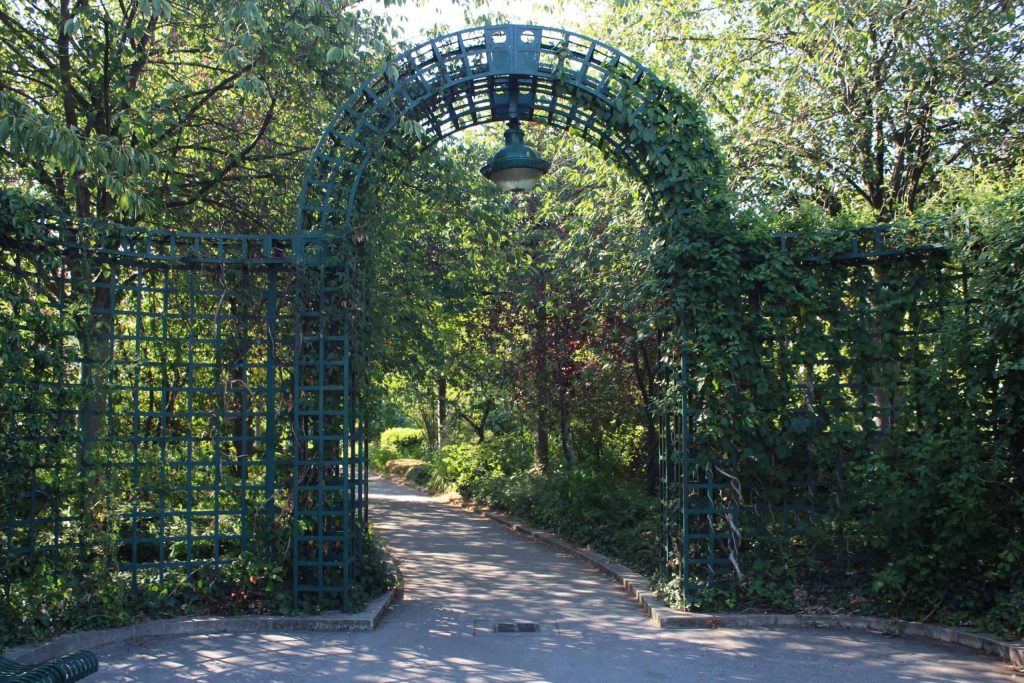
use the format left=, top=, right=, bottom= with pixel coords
left=493, top=622, right=540, bottom=633
left=471, top=618, right=558, bottom=636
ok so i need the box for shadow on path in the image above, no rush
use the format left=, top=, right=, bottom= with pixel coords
left=93, top=476, right=1018, bottom=682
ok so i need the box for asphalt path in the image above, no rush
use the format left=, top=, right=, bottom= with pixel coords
left=93, top=475, right=1018, bottom=682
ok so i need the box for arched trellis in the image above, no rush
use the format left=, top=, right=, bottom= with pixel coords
left=298, top=24, right=724, bottom=230
left=292, top=25, right=732, bottom=606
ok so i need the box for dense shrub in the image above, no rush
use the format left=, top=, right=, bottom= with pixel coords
left=383, top=458, right=432, bottom=487
left=380, top=427, right=427, bottom=453
left=0, top=523, right=394, bottom=649
left=371, top=427, right=428, bottom=469
left=428, top=436, right=533, bottom=498
left=655, top=186, right=1024, bottom=636
left=474, top=468, right=663, bottom=576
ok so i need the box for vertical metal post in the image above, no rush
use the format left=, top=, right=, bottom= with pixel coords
left=678, top=310, right=692, bottom=601
left=342, top=312, right=352, bottom=610
left=291, top=265, right=304, bottom=605
left=265, top=269, right=278, bottom=524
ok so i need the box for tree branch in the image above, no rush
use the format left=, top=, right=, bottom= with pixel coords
left=165, top=95, right=276, bottom=209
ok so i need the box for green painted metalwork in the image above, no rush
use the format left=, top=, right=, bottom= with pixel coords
left=480, top=120, right=551, bottom=190
left=661, top=225, right=959, bottom=597
left=0, top=210, right=324, bottom=603
left=293, top=23, right=715, bottom=606
left=0, top=650, right=98, bottom=682
left=5, top=22, right=710, bottom=613
left=0, top=23, right=973, bottom=615
left=299, top=25, right=672, bottom=233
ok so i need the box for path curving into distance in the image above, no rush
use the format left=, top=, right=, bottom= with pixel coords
left=95, top=475, right=1016, bottom=681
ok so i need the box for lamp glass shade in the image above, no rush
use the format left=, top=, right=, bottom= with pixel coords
left=487, top=166, right=546, bottom=192
left=481, top=120, right=550, bottom=192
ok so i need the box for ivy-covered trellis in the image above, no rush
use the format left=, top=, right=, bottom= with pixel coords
left=0, top=208, right=329, bottom=601
left=2, top=24, right=1012, bottom=612
left=665, top=225, right=964, bottom=596
left=296, top=24, right=731, bottom=603
left=294, top=24, right=1016, bottom=607
left=292, top=24, right=733, bottom=602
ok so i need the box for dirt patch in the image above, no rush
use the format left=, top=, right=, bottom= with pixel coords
left=383, top=458, right=430, bottom=485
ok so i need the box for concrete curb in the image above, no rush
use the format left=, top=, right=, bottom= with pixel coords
left=3, top=545, right=401, bottom=667
left=470, top=507, right=1024, bottom=668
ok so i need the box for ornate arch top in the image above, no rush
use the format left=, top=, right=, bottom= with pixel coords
left=298, top=24, right=722, bottom=233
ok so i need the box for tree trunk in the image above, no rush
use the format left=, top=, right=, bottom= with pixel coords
left=420, top=405, right=438, bottom=451
left=78, top=271, right=113, bottom=559
left=81, top=279, right=112, bottom=453
left=644, top=411, right=660, bottom=495
left=559, top=387, right=576, bottom=467
left=435, top=375, right=447, bottom=449
left=534, top=296, right=550, bottom=472
left=630, top=334, right=661, bottom=494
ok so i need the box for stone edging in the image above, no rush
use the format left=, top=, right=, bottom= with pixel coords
left=3, top=545, right=401, bottom=667
left=471, top=506, right=1024, bottom=669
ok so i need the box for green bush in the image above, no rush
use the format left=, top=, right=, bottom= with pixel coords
left=472, top=467, right=662, bottom=577
left=0, top=517, right=396, bottom=648
left=349, top=524, right=398, bottom=610
left=428, top=436, right=532, bottom=498
left=380, top=427, right=427, bottom=452
left=371, top=427, right=428, bottom=469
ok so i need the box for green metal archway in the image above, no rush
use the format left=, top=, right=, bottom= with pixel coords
left=1, top=24, right=962, bottom=616
left=298, top=24, right=707, bottom=231
left=292, top=24, right=730, bottom=604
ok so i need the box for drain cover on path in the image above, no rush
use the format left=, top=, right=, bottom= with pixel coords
left=472, top=619, right=559, bottom=636
left=494, top=622, right=540, bottom=633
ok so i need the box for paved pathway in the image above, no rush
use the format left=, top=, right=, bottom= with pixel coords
left=94, top=476, right=1018, bottom=681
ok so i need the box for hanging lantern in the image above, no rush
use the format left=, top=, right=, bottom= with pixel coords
left=480, top=120, right=551, bottom=192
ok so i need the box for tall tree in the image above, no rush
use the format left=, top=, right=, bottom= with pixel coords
left=0, top=0, right=394, bottom=229
left=602, top=0, right=1024, bottom=219
left=0, top=0, right=399, bottom=464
